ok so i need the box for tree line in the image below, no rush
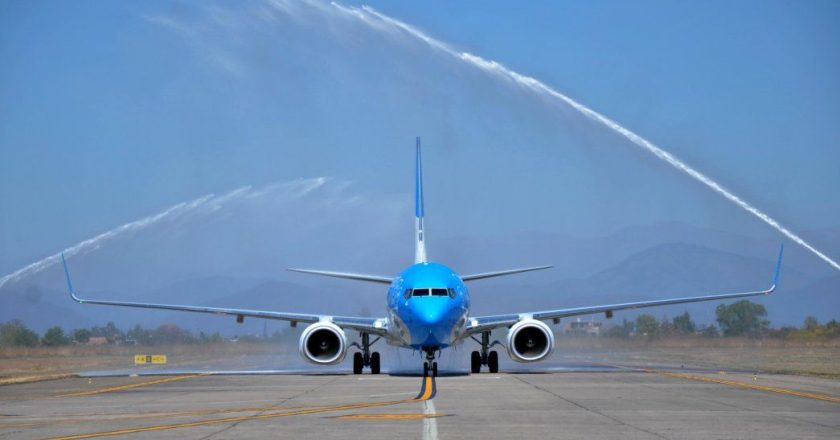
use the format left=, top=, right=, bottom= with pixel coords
left=0, top=320, right=297, bottom=348
left=603, top=300, right=840, bottom=339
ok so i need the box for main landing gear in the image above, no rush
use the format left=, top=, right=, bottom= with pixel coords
left=351, top=332, right=381, bottom=374
left=470, top=331, right=500, bottom=373
left=422, top=346, right=439, bottom=377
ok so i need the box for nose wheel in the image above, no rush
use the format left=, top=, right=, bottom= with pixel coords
left=422, top=346, right=439, bottom=377
left=470, top=331, right=501, bottom=373
left=351, top=332, right=381, bottom=374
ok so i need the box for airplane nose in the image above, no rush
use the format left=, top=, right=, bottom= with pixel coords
left=414, top=302, right=446, bottom=326
left=419, top=309, right=443, bottom=325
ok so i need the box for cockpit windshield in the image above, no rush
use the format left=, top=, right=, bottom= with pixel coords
left=405, top=288, right=456, bottom=299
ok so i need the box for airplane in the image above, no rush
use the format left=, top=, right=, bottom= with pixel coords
left=61, top=138, right=784, bottom=377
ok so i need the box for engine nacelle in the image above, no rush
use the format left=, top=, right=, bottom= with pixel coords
left=299, top=322, right=347, bottom=365
left=506, top=318, right=554, bottom=362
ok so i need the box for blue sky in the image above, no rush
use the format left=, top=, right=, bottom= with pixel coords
left=1, top=0, right=838, bottom=274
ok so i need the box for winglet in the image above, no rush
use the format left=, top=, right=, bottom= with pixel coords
left=60, top=253, right=83, bottom=303
left=768, top=243, right=784, bottom=293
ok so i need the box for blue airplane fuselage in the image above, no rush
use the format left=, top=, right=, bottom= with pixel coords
left=387, top=262, right=470, bottom=349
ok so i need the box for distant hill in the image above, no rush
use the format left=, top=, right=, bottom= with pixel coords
left=468, top=243, right=823, bottom=326
left=439, top=221, right=831, bottom=280
left=0, top=276, right=265, bottom=333
left=769, top=274, right=840, bottom=325
left=0, top=284, right=97, bottom=331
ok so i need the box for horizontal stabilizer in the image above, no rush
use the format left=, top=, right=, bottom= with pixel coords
left=287, top=268, right=392, bottom=284
left=460, top=265, right=553, bottom=282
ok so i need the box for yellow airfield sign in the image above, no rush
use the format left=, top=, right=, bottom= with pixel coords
left=134, top=355, right=168, bottom=365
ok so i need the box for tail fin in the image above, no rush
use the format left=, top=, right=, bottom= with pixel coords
left=415, top=137, right=427, bottom=264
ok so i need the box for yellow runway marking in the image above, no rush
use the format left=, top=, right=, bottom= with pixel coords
left=336, top=413, right=443, bottom=420
left=45, top=375, right=437, bottom=440
left=56, top=374, right=205, bottom=398
left=604, top=363, right=840, bottom=405
left=655, top=370, right=840, bottom=404
left=0, top=404, right=302, bottom=430
left=417, top=376, right=434, bottom=400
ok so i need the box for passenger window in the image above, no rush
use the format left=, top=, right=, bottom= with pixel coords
left=431, top=288, right=448, bottom=296
left=413, top=288, right=430, bottom=296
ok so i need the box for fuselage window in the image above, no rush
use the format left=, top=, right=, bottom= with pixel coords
left=431, top=288, right=448, bottom=296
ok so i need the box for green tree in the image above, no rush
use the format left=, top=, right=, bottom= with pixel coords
left=673, top=312, right=696, bottom=335
left=659, top=316, right=675, bottom=336
left=42, top=326, right=70, bottom=346
left=698, top=324, right=719, bottom=338
left=715, top=300, right=769, bottom=336
left=126, top=325, right=152, bottom=345
left=152, top=324, right=195, bottom=345
left=199, top=331, right=224, bottom=344
left=826, top=320, right=840, bottom=338
left=0, top=320, right=39, bottom=347
left=803, top=316, right=819, bottom=331
left=635, top=314, right=659, bottom=337
left=73, top=328, right=91, bottom=343
left=605, top=318, right=634, bottom=338
left=91, top=321, right=123, bottom=342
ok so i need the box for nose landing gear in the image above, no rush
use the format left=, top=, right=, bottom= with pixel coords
left=422, top=346, right=439, bottom=377
left=470, top=331, right=501, bottom=373
left=350, top=332, right=381, bottom=374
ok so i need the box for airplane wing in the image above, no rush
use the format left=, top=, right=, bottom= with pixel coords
left=465, top=245, right=783, bottom=336
left=61, top=255, right=389, bottom=336
left=460, top=265, right=553, bottom=282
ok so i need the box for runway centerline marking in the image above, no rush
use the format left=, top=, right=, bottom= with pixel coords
left=606, top=363, right=840, bottom=404
left=56, top=374, right=206, bottom=398
left=45, top=375, right=437, bottom=440
left=422, top=398, right=439, bottom=440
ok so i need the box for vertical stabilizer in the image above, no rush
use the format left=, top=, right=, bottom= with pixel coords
left=415, top=137, right=427, bottom=263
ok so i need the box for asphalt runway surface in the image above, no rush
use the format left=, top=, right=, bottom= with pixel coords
left=1, top=362, right=838, bottom=439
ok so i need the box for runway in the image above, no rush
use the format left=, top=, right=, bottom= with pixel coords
left=1, top=363, right=838, bottom=439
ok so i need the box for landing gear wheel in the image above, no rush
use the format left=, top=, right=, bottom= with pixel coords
left=470, top=351, right=481, bottom=374
left=353, top=352, right=363, bottom=374
left=423, top=362, right=429, bottom=377
left=370, top=352, right=381, bottom=375
left=432, top=362, right=438, bottom=377
left=488, top=350, right=499, bottom=373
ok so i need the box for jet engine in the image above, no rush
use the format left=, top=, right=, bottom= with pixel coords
left=299, top=322, right=347, bottom=365
left=506, top=319, right=554, bottom=362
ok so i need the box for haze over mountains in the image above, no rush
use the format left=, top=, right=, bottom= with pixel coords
left=2, top=219, right=836, bottom=334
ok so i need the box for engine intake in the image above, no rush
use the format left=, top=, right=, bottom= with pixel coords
left=299, top=322, right=347, bottom=365
left=506, top=319, right=554, bottom=362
